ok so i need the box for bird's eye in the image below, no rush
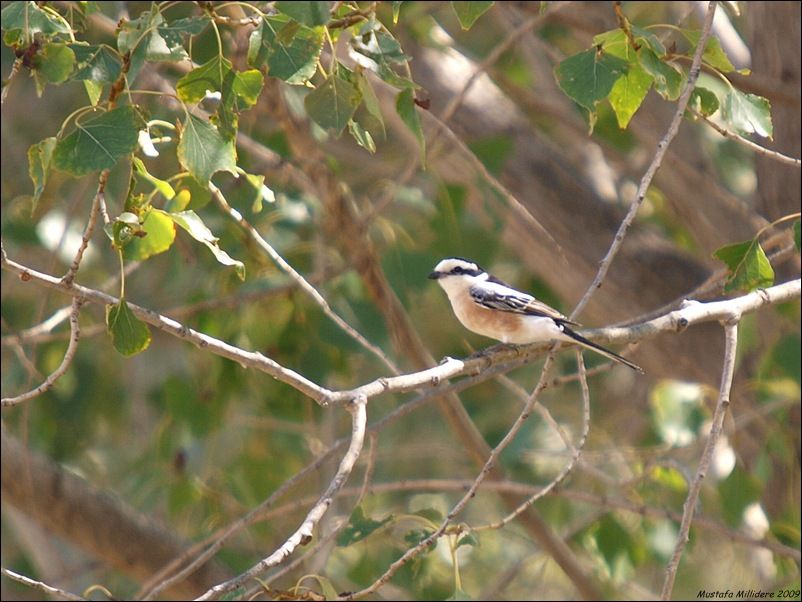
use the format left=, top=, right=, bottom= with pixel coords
left=452, top=266, right=464, bottom=274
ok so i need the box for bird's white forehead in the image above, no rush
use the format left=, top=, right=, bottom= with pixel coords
left=434, top=257, right=479, bottom=273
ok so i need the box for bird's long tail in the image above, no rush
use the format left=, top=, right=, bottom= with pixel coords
left=561, top=326, right=643, bottom=373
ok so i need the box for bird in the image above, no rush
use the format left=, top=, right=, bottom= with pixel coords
left=428, top=257, right=643, bottom=372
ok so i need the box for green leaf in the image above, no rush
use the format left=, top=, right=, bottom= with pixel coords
left=248, top=16, right=324, bottom=84
left=82, top=80, right=104, bottom=105
left=70, top=44, right=122, bottom=83
left=118, top=9, right=188, bottom=63
left=168, top=210, right=245, bottom=279
left=1, top=2, right=71, bottom=41
left=239, top=172, right=271, bottom=213
left=392, top=1, right=403, bottom=23
left=348, top=119, right=376, bottom=153
left=124, top=208, right=177, bottom=260
left=177, top=56, right=263, bottom=138
left=681, top=30, right=735, bottom=73
left=631, top=25, right=666, bottom=56
left=169, top=175, right=211, bottom=211
left=276, top=1, right=332, bottom=27
left=592, top=29, right=633, bottom=59
left=35, top=42, right=75, bottom=84
left=456, top=533, right=478, bottom=549
left=132, top=157, right=175, bottom=200
left=27, top=137, right=57, bottom=210
left=595, top=516, right=635, bottom=574
left=304, top=73, right=361, bottom=135
left=414, top=507, right=444, bottom=523
left=794, top=220, right=800, bottom=252
left=356, top=68, right=385, bottom=135
left=106, top=299, right=152, bottom=356
left=722, top=88, right=773, bottom=139
left=337, top=507, right=393, bottom=546
left=230, top=69, right=264, bottom=107
left=639, top=48, right=682, bottom=100
left=164, top=189, right=192, bottom=213
left=53, top=106, right=146, bottom=177
left=451, top=1, right=494, bottom=30
left=688, top=86, right=719, bottom=117
left=713, top=238, right=775, bottom=293
left=108, top=211, right=141, bottom=250
left=158, top=15, right=211, bottom=47
left=177, top=114, right=238, bottom=185
left=396, top=88, right=425, bottom=164
left=554, top=48, right=629, bottom=112
left=176, top=55, right=231, bottom=104
left=650, top=465, right=688, bottom=493
left=608, top=62, right=652, bottom=128
left=350, top=29, right=409, bottom=68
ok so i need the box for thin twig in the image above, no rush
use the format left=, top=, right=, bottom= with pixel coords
left=660, top=321, right=739, bottom=600
left=476, top=350, right=591, bottom=531
left=361, top=2, right=569, bottom=236
left=0, top=567, right=85, bottom=601
left=210, top=183, right=400, bottom=376
left=254, top=479, right=802, bottom=562
left=438, top=2, right=571, bottom=126
left=1, top=297, right=84, bottom=407
left=690, top=107, right=802, bottom=167
left=196, top=395, right=368, bottom=601
left=571, top=1, right=719, bottom=321
left=340, top=352, right=565, bottom=600
left=252, top=432, right=379, bottom=596
left=62, top=170, right=109, bottom=286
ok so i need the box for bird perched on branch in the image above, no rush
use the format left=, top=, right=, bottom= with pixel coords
left=429, top=257, right=642, bottom=372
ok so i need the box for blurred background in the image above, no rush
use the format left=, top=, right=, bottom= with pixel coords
left=1, top=1, right=800, bottom=600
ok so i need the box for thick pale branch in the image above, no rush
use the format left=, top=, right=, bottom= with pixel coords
left=1, top=250, right=333, bottom=405
left=3, top=247, right=798, bottom=409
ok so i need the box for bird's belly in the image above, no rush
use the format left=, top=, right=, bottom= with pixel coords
left=452, top=300, right=563, bottom=344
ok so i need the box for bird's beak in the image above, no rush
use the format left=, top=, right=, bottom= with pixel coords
left=428, top=271, right=443, bottom=280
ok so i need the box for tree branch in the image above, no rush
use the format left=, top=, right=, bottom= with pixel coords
left=0, top=429, right=230, bottom=598
left=1, top=567, right=85, bottom=601
left=3, top=245, right=798, bottom=409
left=690, top=107, right=802, bottom=167
left=62, top=170, right=108, bottom=287
left=210, top=183, right=400, bottom=375
left=660, top=321, right=739, bottom=600
left=196, top=395, right=368, bottom=600
left=571, top=0, right=719, bottom=320
left=1, top=248, right=334, bottom=404
left=1, top=297, right=83, bottom=407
